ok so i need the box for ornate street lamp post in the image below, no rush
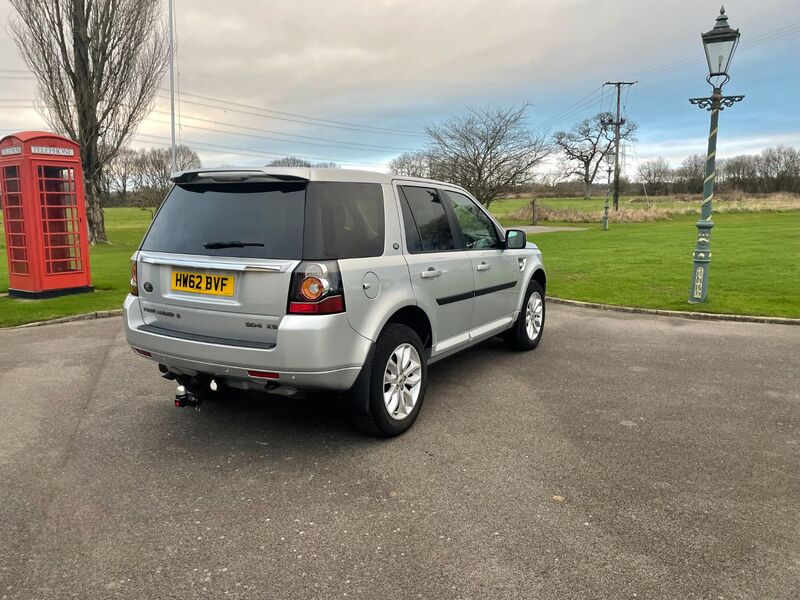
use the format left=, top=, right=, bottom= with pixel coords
left=688, top=6, right=744, bottom=303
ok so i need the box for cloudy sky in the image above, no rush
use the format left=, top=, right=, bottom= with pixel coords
left=1, top=0, right=798, bottom=175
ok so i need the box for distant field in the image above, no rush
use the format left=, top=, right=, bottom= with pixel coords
left=490, top=193, right=800, bottom=226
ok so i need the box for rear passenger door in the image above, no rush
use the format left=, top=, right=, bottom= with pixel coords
left=396, top=184, right=475, bottom=354
left=443, top=189, right=519, bottom=332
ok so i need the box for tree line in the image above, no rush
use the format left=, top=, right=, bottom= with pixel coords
left=101, top=145, right=201, bottom=211
left=636, top=146, right=800, bottom=195
left=391, top=106, right=800, bottom=204
left=102, top=150, right=340, bottom=212
left=389, top=109, right=635, bottom=204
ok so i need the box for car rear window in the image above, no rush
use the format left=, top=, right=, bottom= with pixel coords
left=141, top=181, right=306, bottom=259
left=140, top=180, right=384, bottom=260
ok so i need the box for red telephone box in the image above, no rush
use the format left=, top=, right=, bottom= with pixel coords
left=0, top=131, right=93, bottom=298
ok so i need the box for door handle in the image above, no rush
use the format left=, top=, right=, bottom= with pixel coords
left=476, top=262, right=491, bottom=272
left=420, top=268, right=442, bottom=279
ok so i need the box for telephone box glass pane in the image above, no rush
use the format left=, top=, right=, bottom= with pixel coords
left=37, top=165, right=82, bottom=274
left=1, top=165, right=28, bottom=274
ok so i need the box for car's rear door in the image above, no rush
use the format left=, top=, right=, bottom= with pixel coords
left=442, top=188, right=518, bottom=332
left=395, top=183, right=474, bottom=354
left=135, top=179, right=305, bottom=347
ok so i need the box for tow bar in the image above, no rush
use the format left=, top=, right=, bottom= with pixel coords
left=174, top=384, right=202, bottom=409
left=173, top=377, right=223, bottom=410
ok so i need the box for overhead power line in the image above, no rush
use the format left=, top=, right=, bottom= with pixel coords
left=178, top=68, right=401, bottom=121
left=131, top=131, right=386, bottom=167
left=535, top=20, right=800, bottom=129
left=633, top=21, right=800, bottom=82
left=2, top=96, right=413, bottom=154
left=148, top=110, right=415, bottom=153
left=0, top=71, right=423, bottom=139
left=162, top=90, right=424, bottom=137
left=534, top=86, right=603, bottom=130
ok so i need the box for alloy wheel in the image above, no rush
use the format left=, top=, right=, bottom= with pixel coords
left=383, top=343, right=423, bottom=420
left=525, top=292, right=544, bottom=340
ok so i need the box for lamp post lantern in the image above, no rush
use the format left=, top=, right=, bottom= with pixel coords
left=688, top=6, right=744, bottom=303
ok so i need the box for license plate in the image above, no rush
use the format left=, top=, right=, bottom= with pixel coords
left=171, top=270, right=235, bottom=296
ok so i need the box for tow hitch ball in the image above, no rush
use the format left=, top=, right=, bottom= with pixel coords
left=174, top=384, right=201, bottom=409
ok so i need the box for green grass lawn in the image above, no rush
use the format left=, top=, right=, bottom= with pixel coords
left=0, top=208, right=152, bottom=327
left=529, top=212, right=800, bottom=318
left=0, top=206, right=798, bottom=326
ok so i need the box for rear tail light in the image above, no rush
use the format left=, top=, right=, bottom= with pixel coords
left=289, top=295, right=345, bottom=314
left=288, top=261, right=345, bottom=315
left=130, top=260, right=139, bottom=296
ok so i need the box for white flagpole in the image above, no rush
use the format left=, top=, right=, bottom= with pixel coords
left=168, top=0, right=177, bottom=172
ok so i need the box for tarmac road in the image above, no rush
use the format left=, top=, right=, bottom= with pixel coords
left=0, top=305, right=798, bottom=599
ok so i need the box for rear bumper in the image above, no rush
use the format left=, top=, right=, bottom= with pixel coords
left=123, top=295, right=371, bottom=391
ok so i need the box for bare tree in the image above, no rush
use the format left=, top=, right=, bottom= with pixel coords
left=637, top=157, right=673, bottom=195
left=757, top=146, right=799, bottom=193
left=388, top=151, right=434, bottom=178
left=267, top=156, right=313, bottom=167
left=105, top=147, right=138, bottom=204
left=424, top=105, right=549, bottom=208
left=9, top=0, right=168, bottom=242
left=674, top=154, right=705, bottom=194
left=536, top=170, right=563, bottom=190
left=266, top=156, right=340, bottom=168
left=719, top=154, right=757, bottom=192
left=553, top=113, right=636, bottom=199
left=132, top=145, right=200, bottom=211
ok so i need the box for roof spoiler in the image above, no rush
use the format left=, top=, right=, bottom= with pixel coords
left=170, top=168, right=310, bottom=184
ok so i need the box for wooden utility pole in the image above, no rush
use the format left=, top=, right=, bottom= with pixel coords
left=604, top=81, right=635, bottom=210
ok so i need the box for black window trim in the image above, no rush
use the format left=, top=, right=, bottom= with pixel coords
left=439, top=187, right=505, bottom=250
left=395, top=182, right=464, bottom=255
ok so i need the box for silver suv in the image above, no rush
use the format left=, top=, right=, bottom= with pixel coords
left=124, top=167, right=546, bottom=436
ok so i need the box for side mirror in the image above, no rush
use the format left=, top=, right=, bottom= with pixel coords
left=505, top=229, right=526, bottom=249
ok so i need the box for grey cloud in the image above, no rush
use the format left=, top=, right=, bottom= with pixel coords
left=0, top=0, right=795, bottom=167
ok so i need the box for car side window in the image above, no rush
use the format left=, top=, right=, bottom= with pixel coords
left=443, top=190, right=501, bottom=250
left=399, top=186, right=456, bottom=253
left=304, top=182, right=385, bottom=259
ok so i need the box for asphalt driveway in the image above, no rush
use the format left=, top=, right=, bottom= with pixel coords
left=0, top=305, right=798, bottom=599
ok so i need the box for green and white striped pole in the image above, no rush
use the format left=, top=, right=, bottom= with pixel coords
left=688, top=87, right=743, bottom=303
left=688, top=89, right=721, bottom=304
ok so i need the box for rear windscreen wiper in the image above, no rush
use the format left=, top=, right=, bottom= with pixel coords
left=203, top=240, right=266, bottom=249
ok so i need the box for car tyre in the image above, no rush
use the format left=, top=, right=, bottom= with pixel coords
left=505, top=280, right=545, bottom=351
left=350, top=323, right=427, bottom=438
